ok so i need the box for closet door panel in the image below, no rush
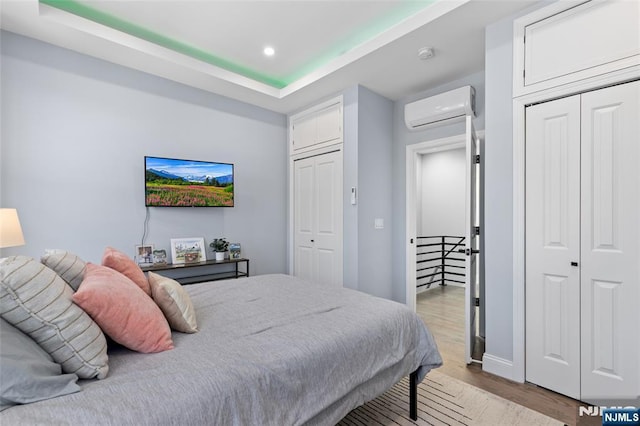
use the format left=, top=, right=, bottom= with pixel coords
left=316, top=103, right=342, bottom=145
left=580, top=81, right=640, bottom=403
left=291, top=113, right=317, bottom=152
left=313, top=151, right=343, bottom=287
left=294, top=157, right=316, bottom=281
left=525, top=95, right=581, bottom=399
left=523, top=0, right=640, bottom=88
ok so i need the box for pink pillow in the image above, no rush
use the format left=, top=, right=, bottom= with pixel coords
left=73, top=263, right=174, bottom=353
left=102, top=247, right=151, bottom=296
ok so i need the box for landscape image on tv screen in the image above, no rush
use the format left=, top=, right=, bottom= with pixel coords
left=145, top=156, right=234, bottom=207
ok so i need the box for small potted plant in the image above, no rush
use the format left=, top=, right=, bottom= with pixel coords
left=210, top=238, right=229, bottom=261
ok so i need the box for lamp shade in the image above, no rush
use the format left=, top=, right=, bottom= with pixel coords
left=0, top=208, right=25, bottom=248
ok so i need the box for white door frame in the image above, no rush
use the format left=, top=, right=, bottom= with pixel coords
left=405, top=131, right=483, bottom=312
left=511, top=68, right=640, bottom=383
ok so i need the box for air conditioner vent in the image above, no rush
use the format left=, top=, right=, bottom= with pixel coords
left=404, top=86, right=476, bottom=130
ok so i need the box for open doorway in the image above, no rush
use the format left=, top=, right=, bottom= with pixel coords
left=405, top=127, right=484, bottom=365
left=416, top=148, right=466, bottom=291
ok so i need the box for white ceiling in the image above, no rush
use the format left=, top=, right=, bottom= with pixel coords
left=0, top=0, right=536, bottom=113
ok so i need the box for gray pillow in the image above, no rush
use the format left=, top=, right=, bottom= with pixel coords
left=40, top=250, right=86, bottom=291
left=0, top=318, right=81, bottom=411
left=0, top=256, right=109, bottom=379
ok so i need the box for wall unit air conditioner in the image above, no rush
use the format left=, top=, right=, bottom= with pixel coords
left=404, top=85, right=476, bottom=130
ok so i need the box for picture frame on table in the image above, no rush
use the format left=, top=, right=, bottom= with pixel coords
left=135, top=244, right=154, bottom=266
left=170, top=237, right=206, bottom=264
left=152, top=249, right=168, bottom=265
left=229, top=243, right=241, bottom=259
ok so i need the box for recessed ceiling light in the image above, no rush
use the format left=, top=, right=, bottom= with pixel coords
left=264, top=46, right=275, bottom=57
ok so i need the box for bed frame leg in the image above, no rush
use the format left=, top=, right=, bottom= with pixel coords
left=409, top=370, right=418, bottom=420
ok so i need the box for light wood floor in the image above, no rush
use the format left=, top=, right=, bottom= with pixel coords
left=417, top=286, right=599, bottom=426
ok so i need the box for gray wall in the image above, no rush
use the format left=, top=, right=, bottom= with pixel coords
left=391, top=71, right=485, bottom=303
left=0, top=31, right=288, bottom=275
left=483, top=1, right=549, bottom=366
left=484, top=15, right=516, bottom=363
left=356, top=86, right=393, bottom=299
left=342, top=86, right=359, bottom=290
left=419, top=149, right=466, bottom=237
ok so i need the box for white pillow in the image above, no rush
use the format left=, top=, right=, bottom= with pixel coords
left=41, top=251, right=86, bottom=291
left=148, top=272, right=198, bottom=333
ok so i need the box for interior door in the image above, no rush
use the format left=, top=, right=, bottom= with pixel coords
left=293, top=151, right=343, bottom=287
left=525, top=95, right=582, bottom=399
left=464, top=116, right=479, bottom=364
left=313, top=150, right=343, bottom=287
left=294, top=156, right=315, bottom=281
left=580, top=81, right=639, bottom=404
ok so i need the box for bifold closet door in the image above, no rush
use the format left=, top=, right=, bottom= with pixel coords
left=293, top=150, right=343, bottom=287
left=580, top=81, right=639, bottom=404
left=525, top=95, right=582, bottom=400
left=526, top=80, right=640, bottom=402
left=294, top=156, right=316, bottom=282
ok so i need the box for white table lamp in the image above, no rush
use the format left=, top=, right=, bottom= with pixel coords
left=0, top=208, right=25, bottom=248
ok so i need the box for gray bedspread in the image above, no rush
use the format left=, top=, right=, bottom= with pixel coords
left=1, top=273, right=442, bottom=425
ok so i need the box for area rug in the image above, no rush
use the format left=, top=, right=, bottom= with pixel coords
left=338, top=370, right=563, bottom=426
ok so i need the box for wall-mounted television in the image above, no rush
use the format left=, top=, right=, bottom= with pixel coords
left=145, top=156, right=234, bottom=207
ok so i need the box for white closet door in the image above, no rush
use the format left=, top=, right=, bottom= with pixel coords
left=294, top=156, right=316, bottom=282
left=313, top=150, right=343, bottom=287
left=293, top=151, right=343, bottom=287
left=525, top=95, right=582, bottom=399
left=580, top=81, right=640, bottom=403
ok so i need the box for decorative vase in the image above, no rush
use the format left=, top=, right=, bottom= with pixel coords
left=215, top=251, right=225, bottom=261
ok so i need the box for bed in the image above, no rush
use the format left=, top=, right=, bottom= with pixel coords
left=1, top=272, right=442, bottom=425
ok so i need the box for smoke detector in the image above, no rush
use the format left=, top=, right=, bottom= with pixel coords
left=417, top=47, right=435, bottom=60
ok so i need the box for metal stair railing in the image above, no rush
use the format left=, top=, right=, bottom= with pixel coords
left=416, top=236, right=465, bottom=289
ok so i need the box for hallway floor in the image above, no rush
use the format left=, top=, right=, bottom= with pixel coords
left=416, top=286, right=598, bottom=426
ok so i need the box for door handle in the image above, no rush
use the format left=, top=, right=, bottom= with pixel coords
left=459, top=249, right=480, bottom=256
left=571, top=261, right=578, bottom=267
left=310, top=239, right=314, bottom=243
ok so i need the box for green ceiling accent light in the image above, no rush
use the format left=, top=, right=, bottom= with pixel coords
left=281, top=0, right=435, bottom=85
left=39, top=0, right=435, bottom=90
left=39, top=0, right=288, bottom=88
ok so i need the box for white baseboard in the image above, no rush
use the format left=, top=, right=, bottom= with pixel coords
left=482, top=353, right=521, bottom=382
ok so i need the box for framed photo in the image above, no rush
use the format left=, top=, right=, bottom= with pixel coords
left=170, top=237, right=206, bottom=264
left=152, top=249, right=168, bottom=265
left=229, top=243, right=241, bottom=259
left=135, top=244, right=154, bottom=266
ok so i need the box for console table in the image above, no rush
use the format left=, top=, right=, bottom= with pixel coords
left=141, top=258, right=249, bottom=285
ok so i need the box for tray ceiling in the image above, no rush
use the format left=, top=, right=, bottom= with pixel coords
left=0, top=0, right=536, bottom=113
